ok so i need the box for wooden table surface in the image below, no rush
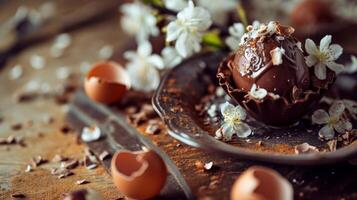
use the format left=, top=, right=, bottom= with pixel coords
left=1, top=1, right=357, bottom=200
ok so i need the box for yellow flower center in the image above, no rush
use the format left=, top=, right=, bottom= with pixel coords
left=317, top=51, right=329, bottom=62
left=327, top=116, right=338, bottom=127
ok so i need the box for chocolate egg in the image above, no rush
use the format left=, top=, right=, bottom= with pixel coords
left=217, top=21, right=334, bottom=126
left=84, top=61, right=130, bottom=104
left=290, top=0, right=334, bottom=28
left=111, top=149, right=167, bottom=199
left=231, top=166, right=293, bottom=200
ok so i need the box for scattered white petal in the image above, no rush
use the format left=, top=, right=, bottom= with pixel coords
left=98, top=45, right=114, bottom=59
left=207, top=104, right=217, bottom=117
left=56, top=66, right=71, bottom=80
left=204, top=161, right=213, bottom=170
left=294, top=143, right=319, bottom=154
left=248, top=84, right=267, bottom=100
left=9, top=65, right=23, bottom=80
left=30, top=54, right=45, bottom=69
left=342, top=56, right=357, bottom=74
left=80, top=61, right=91, bottom=74
left=81, top=125, right=101, bottom=142
left=270, top=47, right=285, bottom=65
left=53, top=33, right=71, bottom=49
left=225, top=23, right=245, bottom=50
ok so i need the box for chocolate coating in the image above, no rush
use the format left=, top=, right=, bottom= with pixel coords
left=217, top=22, right=335, bottom=126
left=229, top=32, right=310, bottom=99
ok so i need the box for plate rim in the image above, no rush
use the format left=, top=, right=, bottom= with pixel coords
left=152, top=52, right=357, bottom=165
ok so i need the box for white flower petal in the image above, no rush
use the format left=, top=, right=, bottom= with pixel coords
left=312, top=109, right=329, bottom=124
left=318, top=125, right=335, bottom=140
left=326, top=61, right=344, bottom=74
left=225, top=36, right=240, bottom=51
left=328, top=44, right=343, bottom=60
left=148, top=55, right=164, bottom=69
left=176, top=32, right=201, bottom=58
left=329, top=101, right=345, bottom=118
left=305, top=39, right=318, bottom=55
left=234, top=123, right=252, bottom=138
left=221, top=123, right=234, bottom=141
left=161, top=47, right=183, bottom=68
left=305, top=55, right=318, bottom=67
left=314, top=62, right=327, bottom=80
left=343, top=55, right=357, bottom=74
left=163, top=0, right=187, bottom=11
left=220, top=102, right=235, bottom=118
left=319, top=35, right=332, bottom=52
left=234, top=105, right=247, bottom=120
left=138, top=41, right=152, bottom=56
left=166, top=21, right=182, bottom=42
left=333, top=120, right=352, bottom=134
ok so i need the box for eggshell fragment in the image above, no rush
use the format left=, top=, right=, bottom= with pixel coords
left=231, top=166, right=293, bottom=200
left=84, top=61, right=130, bottom=104
left=111, top=149, right=167, bottom=199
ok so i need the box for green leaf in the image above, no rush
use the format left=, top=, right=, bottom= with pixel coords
left=142, top=0, right=164, bottom=7
left=202, top=31, right=224, bottom=50
left=236, top=2, right=248, bottom=28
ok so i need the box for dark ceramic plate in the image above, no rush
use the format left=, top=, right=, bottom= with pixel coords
left=153, top=52, right=357, bottom=165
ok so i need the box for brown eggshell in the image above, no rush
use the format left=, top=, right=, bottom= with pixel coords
left=84, top=61, right=130, bottom=104
left=231, top=166, right=293, bottom=200
left=111, top=150, right=167, bottom=199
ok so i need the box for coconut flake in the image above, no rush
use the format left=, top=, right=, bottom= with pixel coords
left=270, top=47, right=285, bottom=65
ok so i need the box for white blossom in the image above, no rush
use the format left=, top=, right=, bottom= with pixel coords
left=163, top=0, right=187, bottom=11
left=248, top=84, right=267, bottom=100
left=270, top=47, right=285, bottom=65
left=120, top=2, right=159, bottom=43
left=215, top=102, right=252, bottom=141
left=161, top=46, right=183, bottom=68
left=197, top=0, right=237, bottom=25
left=81, top=125, right=101, bottom=142
left=225, top=23, right=245, bottom=51
left=166, top=1, right=212, bottom=58
left=312, top=102, right=352, bottom=140
left=124, top=41, right=163, bottom=92
left=305, top=35, right=344, bottom=80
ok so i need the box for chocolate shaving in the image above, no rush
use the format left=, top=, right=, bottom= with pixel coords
left=61, top=159, right=78, bottom=169
left=31, top=155, right=47, bottom=167
left=52, top=154, right=68, bottom=162
left=99, top=151, right=110, bottom=161
left=145, top=120, right=161, bottom=135
left=51, top=168, right=73, bottom=179
left=75, top=179, right=89, bottom=185
left=11, top=193, right=26, bottom=198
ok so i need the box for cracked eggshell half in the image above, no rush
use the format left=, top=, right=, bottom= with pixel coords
left=111, top=149, right=167, bottom=199
left=84, top=61, right=130, bottom=104
left=231, top=166, right=293, bottom=200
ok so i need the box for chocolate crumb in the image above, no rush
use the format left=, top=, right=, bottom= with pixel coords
left=52, top=154, right=68, bottom=162
left=11, top=123, right=22, bottom=131
left=195, top=161, right=204, bottom=170
left=327, top=139, right=337, bottom=152
left=31, top=155, right=47, bottom=167
left=99, top=151, right=110, bottom=161
left=11, top=193, right=26, bottom=198
left=60, top=125, right=71, bottom=134
left=61, top=159, right=78, bottom=169
left=145, top=120, right=161, bottom=135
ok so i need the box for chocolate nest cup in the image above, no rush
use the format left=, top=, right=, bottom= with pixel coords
left=217, top=23, right=335, bottom=126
